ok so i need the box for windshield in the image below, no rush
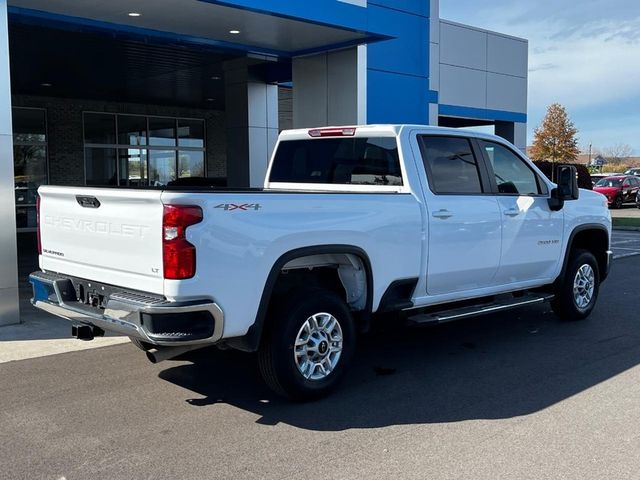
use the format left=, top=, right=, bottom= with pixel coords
left=596, top=178, right=623, bottom=187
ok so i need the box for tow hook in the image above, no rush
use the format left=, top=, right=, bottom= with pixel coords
left=71, top=324, right=105, bottom=341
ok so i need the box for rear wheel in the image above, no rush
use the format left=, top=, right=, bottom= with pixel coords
left=551, top=249, right=600, bottom=321
left=613, top=195, right=623, bottom=209
left=258, top=289, right=356, bottom=401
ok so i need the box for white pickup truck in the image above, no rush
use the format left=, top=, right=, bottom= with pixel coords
left=30, top=125, right=612, bottom=400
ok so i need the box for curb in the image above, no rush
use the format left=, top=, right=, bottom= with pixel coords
left=612, top=226, right=640, bottom=232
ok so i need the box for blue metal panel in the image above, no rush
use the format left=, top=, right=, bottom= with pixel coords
left=367, top=70, right=429, bottom=124
left=367, top=4, right=429, bottom=78
left=428, top=90, right=439, bottom=104
left=368, top=0, right=430, bottom=17
left=8, top=6, right=289, bottom=57
left=8, top=6, right=388, bottom=59
left=439, top=104, right=527, bottom=123
left=198, top=0, right=372, bottom=33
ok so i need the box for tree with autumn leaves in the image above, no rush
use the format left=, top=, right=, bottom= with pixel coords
left=529, top=103, right=580, bottom=162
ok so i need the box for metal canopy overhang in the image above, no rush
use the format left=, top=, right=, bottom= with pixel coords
left=7, top=0, right=390, bottom=58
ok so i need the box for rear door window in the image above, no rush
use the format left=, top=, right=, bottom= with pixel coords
left=269, top=137, right=402, bottom=186
left=417, top=136, right=484, bottom=194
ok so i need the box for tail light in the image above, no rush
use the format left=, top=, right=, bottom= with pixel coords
left=36, top=195, right=42, bottom=255
left=162, top=205, right=203, bottom=280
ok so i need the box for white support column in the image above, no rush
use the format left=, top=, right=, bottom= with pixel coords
left=224, top=59, right=279, bottom=188
left=0, top=0, right=19, bottom=326
left=292, top=46, right=366, bottom=128
left=514, top=121, right=527, bottom=152
left=429, top=103, right=439, bottom=126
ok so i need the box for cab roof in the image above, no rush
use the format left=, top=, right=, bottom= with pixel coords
left=278, top=124, right=510, bottom=144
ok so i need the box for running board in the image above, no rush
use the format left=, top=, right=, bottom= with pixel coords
left=407, top=293, right=555, bottom=325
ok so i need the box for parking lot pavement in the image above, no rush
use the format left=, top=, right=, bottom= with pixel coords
left=611, top=229, right=640, bottom=259
left=2, top=256, right=640, bottom=479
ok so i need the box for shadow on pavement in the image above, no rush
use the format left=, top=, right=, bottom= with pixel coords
left=158, top=258, right=640, bottom=431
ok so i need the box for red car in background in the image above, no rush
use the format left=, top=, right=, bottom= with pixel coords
left=593, top=175, right=640, bottom=209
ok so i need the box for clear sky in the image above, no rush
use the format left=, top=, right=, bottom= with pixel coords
left=439, top=0, right=640, bottom=154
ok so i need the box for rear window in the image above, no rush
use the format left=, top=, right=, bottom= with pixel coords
left=269, top=137, right=402, bottom=186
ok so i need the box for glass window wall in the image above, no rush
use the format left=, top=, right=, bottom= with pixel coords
left=83, top=113, right=205, bottom=186
left=13, top=108, right=48, bottom=231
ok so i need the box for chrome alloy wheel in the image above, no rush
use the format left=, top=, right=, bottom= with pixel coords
left=573, top=264, right=595, bottom=309
left=294, top=312, right=343, bottom=381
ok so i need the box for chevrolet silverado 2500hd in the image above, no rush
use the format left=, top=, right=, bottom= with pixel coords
left=30, top=125, right=612, bottom=400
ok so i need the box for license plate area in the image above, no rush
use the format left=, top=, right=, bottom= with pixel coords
left=31, top=277, right=58, bottom=303
left=68, top=276, right=165, bottom=312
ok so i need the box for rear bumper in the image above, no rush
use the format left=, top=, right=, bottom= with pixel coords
left=29, top=271, right=224, bottom=347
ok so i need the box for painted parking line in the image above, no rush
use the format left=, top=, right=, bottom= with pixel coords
left=611, top=231, right=640, bottom=259
left=613, top=252, right=640, bottom=260
left=611, top=239, right=640, bottom=246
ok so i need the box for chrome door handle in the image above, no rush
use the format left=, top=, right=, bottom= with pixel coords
left=432, top=209, right=453, bottom=219
left=503, top=209, right=519, bottom=217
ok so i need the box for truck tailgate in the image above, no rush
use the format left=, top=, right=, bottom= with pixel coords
left=38, top=186, right=164, bottom=294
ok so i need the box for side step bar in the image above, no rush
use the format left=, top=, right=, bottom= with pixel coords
left=407, top=293, right=554, bottom=325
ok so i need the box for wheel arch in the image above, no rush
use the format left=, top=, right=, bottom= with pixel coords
left=557, top=224, right=610, bottom=285
left=226, top=245, right=374, bottom=352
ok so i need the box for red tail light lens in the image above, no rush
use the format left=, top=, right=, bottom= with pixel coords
left=162, top=205, right=203, bottom=280
left=36, top=195, right=42, bottom=255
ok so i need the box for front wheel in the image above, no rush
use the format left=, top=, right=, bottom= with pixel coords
left=258, top=289, right=356, bottom=401
left=551, top=249, right=600, bottom=321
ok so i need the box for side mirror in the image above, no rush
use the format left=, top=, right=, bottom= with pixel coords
left=548, top=165, right=579, bottom=211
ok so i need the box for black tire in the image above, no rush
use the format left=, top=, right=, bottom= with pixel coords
left=551, top=249, right=600, bottom=321
left=258, top=289, right=356, bottom=401
left=130, top=338, right=153, bottom=351
left=613, top=195, right=623, bottom=209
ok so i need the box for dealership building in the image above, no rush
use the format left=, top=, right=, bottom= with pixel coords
left=0, top=0, right=528, bottom=325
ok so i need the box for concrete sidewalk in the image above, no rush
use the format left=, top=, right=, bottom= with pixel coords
left=0, top=298, right=129, bottom=364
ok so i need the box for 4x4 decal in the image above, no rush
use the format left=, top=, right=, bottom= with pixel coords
left=214, top=203, right=262, bottom=211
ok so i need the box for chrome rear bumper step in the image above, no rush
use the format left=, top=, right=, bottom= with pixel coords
left=407, top=293, right=555, bottom=325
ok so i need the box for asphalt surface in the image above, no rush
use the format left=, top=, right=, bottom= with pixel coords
left=611, top=229, right=640, bottom=260
left=3, top=247, right=640, bottom=479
